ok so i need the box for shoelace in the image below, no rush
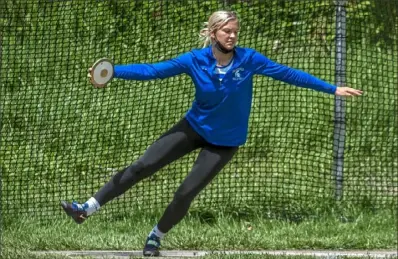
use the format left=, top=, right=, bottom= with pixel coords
left=71, top=201, right=88, bottom=212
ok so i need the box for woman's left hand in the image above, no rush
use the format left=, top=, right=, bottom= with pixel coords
left=335, top=86, right=363, bottom=97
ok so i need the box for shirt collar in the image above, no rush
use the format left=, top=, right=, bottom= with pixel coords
left=206, top=45, right=241, bottom=63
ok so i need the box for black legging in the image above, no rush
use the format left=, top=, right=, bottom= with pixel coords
left=93, top=117, right=239, bottom=233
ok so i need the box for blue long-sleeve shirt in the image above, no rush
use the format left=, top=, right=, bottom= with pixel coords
left=114, top=46, right=336, bottom=147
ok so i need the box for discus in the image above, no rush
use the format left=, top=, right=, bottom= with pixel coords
left=89, top=58, right=114, bottom=88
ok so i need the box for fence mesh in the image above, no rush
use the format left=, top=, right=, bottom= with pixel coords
left=1, top=0, right=397, bottom=219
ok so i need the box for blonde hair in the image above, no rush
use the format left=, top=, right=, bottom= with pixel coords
left=199, top=11, right=239, bottom=48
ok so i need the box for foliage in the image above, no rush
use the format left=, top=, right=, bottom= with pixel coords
left=0, top=0, right=397, bottom=218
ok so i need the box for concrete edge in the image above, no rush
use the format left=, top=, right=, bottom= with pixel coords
left=32, top=250, right=398, bottom=258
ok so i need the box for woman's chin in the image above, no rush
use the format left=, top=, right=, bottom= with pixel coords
left=226, top=43, right=235, bottom=49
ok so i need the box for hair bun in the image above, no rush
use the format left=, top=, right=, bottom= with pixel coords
left=199, top=28, right=209, bottom=37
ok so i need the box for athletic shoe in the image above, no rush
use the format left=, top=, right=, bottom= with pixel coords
left=143, top=234, right=161, bottom=257
left=60, top=201, right=88, bottom=224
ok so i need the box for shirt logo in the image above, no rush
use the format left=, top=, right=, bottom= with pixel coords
left=232, top=67, right=244, bottom=81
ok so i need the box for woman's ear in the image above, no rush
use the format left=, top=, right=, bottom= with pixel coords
left=210, top=30, right=216, bottom=40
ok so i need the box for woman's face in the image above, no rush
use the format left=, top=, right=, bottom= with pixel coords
left=212, top=19, right=239, bottom=50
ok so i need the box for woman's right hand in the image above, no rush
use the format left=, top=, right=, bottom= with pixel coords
left=87, top=67, right=93, bottom=80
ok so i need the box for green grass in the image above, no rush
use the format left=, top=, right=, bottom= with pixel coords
left=3, top=208, right=396, bottom=254
left=2, top=208, right=397, bottom=258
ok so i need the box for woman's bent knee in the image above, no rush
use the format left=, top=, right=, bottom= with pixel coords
left=125, top=160, right=149, bottom=182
